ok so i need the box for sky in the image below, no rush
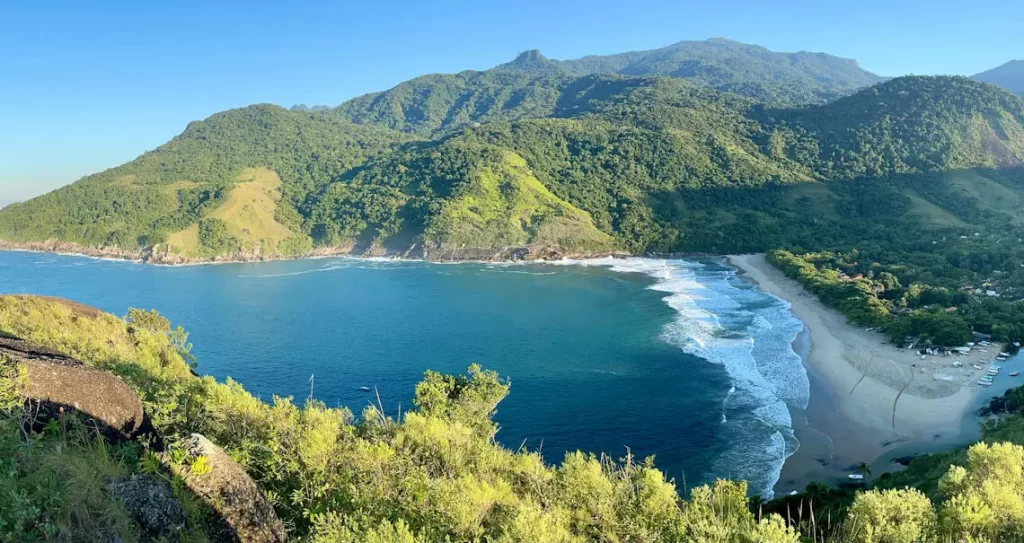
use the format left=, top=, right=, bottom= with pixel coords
left=2, top=0, right=1022, bottom=202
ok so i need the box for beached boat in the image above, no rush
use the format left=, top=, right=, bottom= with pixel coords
left=973, top=364, right=985, bottom=370
left=978, top=380, right=993, bottom=386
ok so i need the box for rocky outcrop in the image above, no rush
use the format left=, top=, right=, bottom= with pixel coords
left=0, top=336, right=148, bottom=440
left=106, top=475, right=187, bottom=538
left=170, top=434, right=287, bottom=543
left=416, top=243, right=628, bottom=262
left=0, top=238, right=627, bottom=265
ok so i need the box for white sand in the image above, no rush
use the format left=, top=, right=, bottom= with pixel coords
left=727, top=254, right=987, bottom=440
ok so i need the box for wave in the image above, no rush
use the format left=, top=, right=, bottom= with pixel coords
left=238, top=257, right=408, bottom=278
left=560, top=257, right=808, bottom=498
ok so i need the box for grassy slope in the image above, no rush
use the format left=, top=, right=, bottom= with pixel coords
left=166, top=167, right=296, bottom=257
left=424, top=151, right=614, bottom=251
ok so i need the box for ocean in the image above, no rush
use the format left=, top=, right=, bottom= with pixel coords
left=0, top=250, right=808, bottom=497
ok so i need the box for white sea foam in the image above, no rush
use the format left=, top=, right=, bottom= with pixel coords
left=238, top=257, right=407, bottom=278
left=558, top=257, right=808, bottom=498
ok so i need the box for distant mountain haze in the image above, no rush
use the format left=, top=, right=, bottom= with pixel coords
left=491, top=38, right=887, bottom=104
left=974, top=60, right=1024, bottom=95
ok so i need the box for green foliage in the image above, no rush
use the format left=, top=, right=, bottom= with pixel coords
left=4, top=72, right=1024, bottom=261
left=766, top=248, right=1024, bottom=346
left=11, top=296, right=1024, bottom=541
left=844, top=488, right=936, bottom=543
left=197, top=217, right=240, bottom=253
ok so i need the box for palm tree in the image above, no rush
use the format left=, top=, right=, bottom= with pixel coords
left=856, top=462, right=872, bottom=480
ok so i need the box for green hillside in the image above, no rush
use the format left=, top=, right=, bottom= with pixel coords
left=3, top=70, right=1024, bottom=262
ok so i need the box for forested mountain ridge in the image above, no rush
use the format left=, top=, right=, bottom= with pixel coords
left=492, top=38, right=887, bottom=104
left=2, top=73, right=1024, bottom=262
left=974, top=59, right=1024, bottom=96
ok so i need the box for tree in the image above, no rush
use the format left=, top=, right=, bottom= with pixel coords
left=844, top=488, right=936, bottom=543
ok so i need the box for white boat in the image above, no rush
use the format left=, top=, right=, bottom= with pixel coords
left=973, top=364, right=985, bottom=370
left=1001, top=352, right=1011, bottom=357
left=848, top=473, right=865, bottom=480
left=1011, top=371, right=1020, bottom=377
left=360, top=386, right=371, bottom=392
left=978, top=380, right=993, bottom=386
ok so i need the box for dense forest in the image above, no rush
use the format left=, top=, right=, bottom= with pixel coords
left=5, top=295, right=1024, bottom=542
left=2, top=70, right=1024, bottom=262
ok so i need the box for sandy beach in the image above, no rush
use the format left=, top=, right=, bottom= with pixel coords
left=727, top=253, right=993, bottom=491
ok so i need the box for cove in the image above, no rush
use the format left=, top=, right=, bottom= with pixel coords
left=0, top=250, right=807, bottom=497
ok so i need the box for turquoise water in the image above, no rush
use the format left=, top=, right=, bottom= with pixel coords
left=0, top=251, right=808, bottom=497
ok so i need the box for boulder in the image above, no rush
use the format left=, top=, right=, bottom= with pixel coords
left=0, top=335, right=81, bottom=364
left=106, top=474, right=187, bottom=538
left=0, top=336, right=148, bottom=440
left=170, top=434, right=286, bottom=543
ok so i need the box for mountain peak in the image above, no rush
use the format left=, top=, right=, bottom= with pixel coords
left=493, top=49, right=565, bottom=76
left=513, top=49, right=548, bottom=63
left=974, top=60, right=1024, bottom=95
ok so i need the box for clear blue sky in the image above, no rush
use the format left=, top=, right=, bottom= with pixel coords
left=2, top=0, right=1021, bottom=202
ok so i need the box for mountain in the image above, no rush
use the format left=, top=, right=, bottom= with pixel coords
left=3, top=67, right=1024, bottom=261
left=492, top=38, right=887, bottom=104
left=974, top=60, right=1024, bottom=95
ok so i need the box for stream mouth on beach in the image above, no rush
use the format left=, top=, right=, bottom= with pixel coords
left=0, top=250, right=812, bottom=498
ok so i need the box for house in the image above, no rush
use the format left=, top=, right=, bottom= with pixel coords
left=986, top=290, right=999, bottom=297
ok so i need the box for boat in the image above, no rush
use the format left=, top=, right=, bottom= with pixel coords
left=973, top=364, right=985, bottom=370
left=1001, top=352, right=1011, bottom=357
left=978, top=380, right=993, bottom=386
left=360, top=386, right=371, bottom=392
left=1012, top=371, right=1021, bottom=377
left=848, top=473, right=865, bottom=481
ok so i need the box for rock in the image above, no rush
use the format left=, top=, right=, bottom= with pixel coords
left=0, top=337, right=148, bottom=440
left=106, top=475, right=186, bottom=537
left=171, top=434, right=286, bottom=543
left=0, top=335, right=81, bottom=364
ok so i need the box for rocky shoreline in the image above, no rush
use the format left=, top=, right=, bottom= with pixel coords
left=0, top=239, right=629, bottom=266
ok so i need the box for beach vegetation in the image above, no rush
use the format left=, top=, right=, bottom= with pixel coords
left=6, top=295, right=1024, bottom=541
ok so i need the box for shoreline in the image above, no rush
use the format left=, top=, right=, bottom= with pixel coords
left=727, top=253, right=983, bottom=492
left=0, top=239, right=629, bottom=267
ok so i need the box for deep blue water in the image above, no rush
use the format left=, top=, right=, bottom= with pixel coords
left=0, top=251, right=807, bottom=496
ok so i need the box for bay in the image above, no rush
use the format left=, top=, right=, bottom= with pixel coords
left=0, top=250, right=808, bottom=496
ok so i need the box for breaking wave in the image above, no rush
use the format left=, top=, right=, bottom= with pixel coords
left=559, top=257, right=808, bottom=498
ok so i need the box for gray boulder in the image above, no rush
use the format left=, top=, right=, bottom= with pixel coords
left=106, top=474, right=186, bottom=538
left=0, top=336, right=149, bottom=440
left=171, top=433, right=287, bottom=543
